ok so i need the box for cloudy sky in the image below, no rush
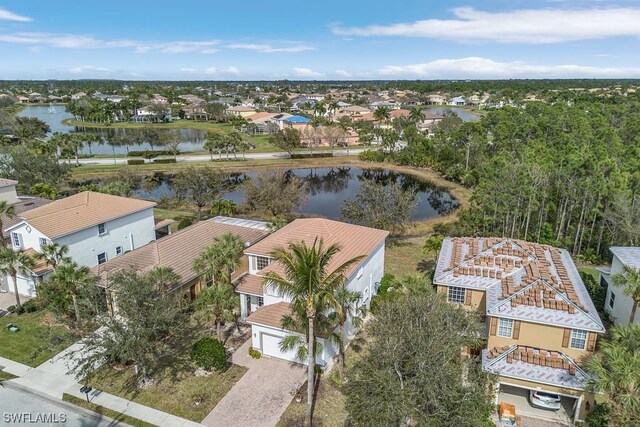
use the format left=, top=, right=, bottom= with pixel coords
left=2, top=1, right=640, bottom=80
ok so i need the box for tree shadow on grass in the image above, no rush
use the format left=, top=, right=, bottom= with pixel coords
left=417, top=259, right=436, bottom=274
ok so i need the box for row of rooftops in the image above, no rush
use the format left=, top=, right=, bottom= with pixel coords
left=435, top=237, right=605, bottom=332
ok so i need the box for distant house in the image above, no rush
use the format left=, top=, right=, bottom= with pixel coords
left=599, top=247, right=640, bottom=325
left=4, top=192, right=161, bottom=296
left=283, top=115, right=312, bottom=130
left=227, top=106, right=257, bottom=118
left=339, top=105, right=370, bottom=117
left=369, top=100, right=401, bottom=110
left=182, top=103, right=209, bottom=120
left=238, top=218, right=388, bottom=367
left=426, top=94, right=447, bottom=105
left=71, top=92, right=87, bottom=100
left=447, top=96, right=466, bottom=106
left=47, top=95, right=64, bottom=103
left=16, top=96, right=30, bottom=104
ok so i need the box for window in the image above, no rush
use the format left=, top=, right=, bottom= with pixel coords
left=256, top=256, right=269, bottom=271
left=448, top=286, right=466, bottom=304
left=206, top=275, right=214, bottom=287
left=570, top=329, right=588, bottom=350
left=609, top=292, right=615, bottom=309
left=39, top=237, right=49, bottom=248
left=115, top=246, right=123, bottom=256
left=97, top=252, right=107, bottom=265
left=257, top=296, right=264, bottom=307
left=497, top=318, right=514, bottom=338
left=97, top=223, right=106, bottom=235
left=11, top=232, right=22, bottom=248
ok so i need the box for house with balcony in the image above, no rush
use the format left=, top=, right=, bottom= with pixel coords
left=236, top=218, right=388, bottom=367
left=599, top=246, right=640, bottom=325
left=435, top=237, right=605, bottom=425
left=4, top=191, right=162, bottom=296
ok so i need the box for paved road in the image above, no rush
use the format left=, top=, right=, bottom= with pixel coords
left=0, top=385, right=117, bottom=427
left=75, top=148, right=365, bottom=166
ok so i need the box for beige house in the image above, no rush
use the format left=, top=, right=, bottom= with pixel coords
left=227, top=106, right=257, bottom=118
left=92, top=217, right=269, bottom=314
left=435, top=237, right=605, bottom=425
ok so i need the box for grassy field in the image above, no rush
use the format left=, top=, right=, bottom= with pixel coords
left=88, top=363, right=247, bottom=422
left=0, top=310, right=73, bottom=367
left=63, top=118, right=233, bottom=131
left=62, top=393, right=156, bottom=427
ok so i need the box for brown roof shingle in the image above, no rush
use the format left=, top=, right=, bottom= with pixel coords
left=245, top=302, right=292, bottom=329
left=14, top=192, right=156, bottom=238
left=235, top=273, right=264, bottom=296
left=23, top=248, right=53, bottom=276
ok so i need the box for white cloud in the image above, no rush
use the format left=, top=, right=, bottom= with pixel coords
left=180, top=67, right=197, bottom=73
left=0, top=7, right=31, bottom=22
left=221, top=66, right=240, bottom=75
left=377, top=57, right=640, bottom=78
left=333, top=7, right=640, bottom=43
left=69, top=65, right=109, bottom=74
left=180, top=66, right=240, bottom=76
left=293, top=67, right=324, bottom=78
left=227, top=42, right=313, bottom=53
left=335, top=70, right=351, bottom=77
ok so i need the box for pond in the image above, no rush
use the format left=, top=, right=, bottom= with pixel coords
left=132, top=167, right=459, bottom=221
left=17, top=105, right=208, bottom=155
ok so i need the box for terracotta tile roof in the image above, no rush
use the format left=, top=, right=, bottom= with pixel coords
left=246, top=218, right=388, bottom=279
left=92, top=219, right=269, bottom=288
left=389, top=109, right=411, bottom=118
left=245, top=301, right=292, bottom=329
left=482, top=345, right=590, bottom=390
left=247, top=112, right=277, bottom=123
left=23, top=248, right=53, bottom=276
left=434, top=237, right=604, bottom=332
left=235, top=273, right=264, bottom=296
left=2, top=196, right=52, bottom=239
left=12, top=192, right=156, bottom=238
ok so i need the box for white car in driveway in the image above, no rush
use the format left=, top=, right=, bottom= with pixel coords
left=529, top=390, right=562, bottom=410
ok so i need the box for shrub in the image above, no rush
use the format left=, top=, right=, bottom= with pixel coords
left=21, top=300, right=38, bottom=313
left=377, top=273, right=396, bottom=296
left=289, top=152, right=333, bottom=159
left=191, top=337, right=228, bottom=371
left=177, top=217, right=193, bottom=230
left=152, top=158, right=177, bottom=164
left=585, top=403, right=610, bottom=427
left=358, top=149, right=386, bottom=162
left=128, top=150, right=173, bottom=159
left=248, top=347, right=262, bottom=359
left=7, top=305, right=24, bottom=314
left=127, top=159, right=145, bottom=165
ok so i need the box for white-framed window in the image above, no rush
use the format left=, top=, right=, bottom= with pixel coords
left=448, top=286, right=466, bottom=304
left=497, top=318, right=514, bottom=338
left=570, top=329, right=588, bottom=350
left=257, top=296, right=264, bottom=307
left=115, top=246, right=123, bottom=256
left=39, top=237, right=49, bottom=248
left=608, top=292, right=615, bottom=309
left=256, top=256, right=269, bottom=270
left=97, top=223, right=106, bottom=235
left=11, top=232, right=23, bottom=248
left=97, top=252, right=107, bottom=265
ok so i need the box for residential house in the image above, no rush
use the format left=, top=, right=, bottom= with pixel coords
left=0, top=179, right=52, bottom=246
left=246, top=112, right=279, bottom=134
left=338, top=105, right=371, bottom=117
left=47, top=95, right=64, bottom=103
left=16, top=96, right=30, bottom=104
left=599, top=247, right=640, bottom=325
left=237, top=218, right=388, bottom=367
left=4, top=192, right=160, bottom=296
left=434, top=237, right=605, bottom=425
left=447, top=96, right=466, bottom=106
left=93, top=217, right=269, bottom=314
left=271, top=113, right=293, bottom=130
left=182, top=103, right=209, bottom=120
left=227, top=106, right=257, bottom=118
left=70, top=92, right=87, bottom=100
left=283, top=115, right=312, bottom=131
left=369, top=99, right=401, bottom=110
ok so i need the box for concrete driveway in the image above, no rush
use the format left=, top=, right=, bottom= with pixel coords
left=0, top=292, right=29, bottom=310
left=202, top=339, right=306, bottom=427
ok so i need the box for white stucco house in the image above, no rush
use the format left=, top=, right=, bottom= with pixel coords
left=4, top=191, right=158, bottom=296
left=235, top=218, right=388, bottom=367
left=599, top=246, right=640, bottom=325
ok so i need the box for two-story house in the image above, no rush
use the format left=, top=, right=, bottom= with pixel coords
left=434, top=237, right=605, bottom=425
left=236, top=218, right=388, bottom=367
left=599, top=246, right=640, bottom=325
left=4, top=191, right=158, bottom=296
left=92, top=216, right=269, bottom=314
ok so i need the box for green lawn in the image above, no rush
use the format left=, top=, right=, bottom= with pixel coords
left=0, top=310, right=72, bottom=367
left=88, top=363, right=247, bottom=422
left=62, top=393, right=156, bottom=427
left=0, top=370, right=18, bottom=380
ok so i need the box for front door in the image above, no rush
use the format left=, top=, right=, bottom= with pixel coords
left=190, top=284, right=197, bottom=301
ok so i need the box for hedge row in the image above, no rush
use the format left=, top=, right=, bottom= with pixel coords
left=127, top=159, right=145, bottom=165
left=153, top=158, right=177, bottom=164
left=129, top=150, right=173, bottom=158
left=290, top=152, right=333, bottom=159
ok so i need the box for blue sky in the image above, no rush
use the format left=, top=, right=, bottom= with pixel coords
left=2, top=1, right=640, bottom=80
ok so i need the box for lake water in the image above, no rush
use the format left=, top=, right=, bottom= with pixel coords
left=132, top=167, right=459, bottom=221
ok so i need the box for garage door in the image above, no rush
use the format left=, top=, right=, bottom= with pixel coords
left=261, top=332, right=300, bottom=363
left=15, top=275, right=36, bottom=297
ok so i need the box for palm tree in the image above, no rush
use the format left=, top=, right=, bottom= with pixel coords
left=613, top=265, right=640, bottom=324
left=193, top=232, right=244, bottom=287
left=373, top=106, right=390, bottom=124
left=313, top=102, right=327, bottom=118
left=211, top=199, right=237, bottom=216
left=146, top=266, right=180, bottom=297
left=37, top=242, right=70, bottom=270
left=196, top=284, right=238, bottom=341
left=0, top=200, right=15, bottom=246
left=265, top=238, right=364, bottom=427
left=204, top=131, right=225, bottom=160
left=423, top=234, right=444, bottom=262
left=585, top=325, right=640, bottom=426
left=331, top=286, right=365, bottom=380
left=0, top=247, right=35, bottom=309
left=48, top=262, right=92, bottom=324
left=409, top=107, right=426, bottom=124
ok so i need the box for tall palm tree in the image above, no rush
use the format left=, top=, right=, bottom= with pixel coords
left=331, top=286, right=365, bottom=380
left=204, top=131, right=225, bottom=161
left=409, top=107, right=426, bottom=124
left=373, top=106, right=390, bottom=124
left=37, top=242, right=70, bottom=270
left=193, top=233, right=244, bottom=287
left=613, top=265, right=640, bottom=324
left=48, top=262, right=92, bottom=324
left=196, top=284, right=238, bottom=341
left=585, top=324, right=640, bottom=426
left=0, top=200, right=15, bottom=246
left=0, top=247, right=35, bottom=309
left=265, top=238, right=364, bottom=427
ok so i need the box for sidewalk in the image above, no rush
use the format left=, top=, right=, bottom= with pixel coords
left=1, top=344, right=203, bottom=427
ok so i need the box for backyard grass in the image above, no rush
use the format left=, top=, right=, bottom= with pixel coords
left=0, top=310, right=72, bottom=367
left=385, top=236, right=431, bottom=277
left=0, top=370, right=18, bottom=380
left=88, top=363, right=247, bottom=422
left=63, top=118, right=233, bottom=132
left=62, top=393, right=157, bottom=427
